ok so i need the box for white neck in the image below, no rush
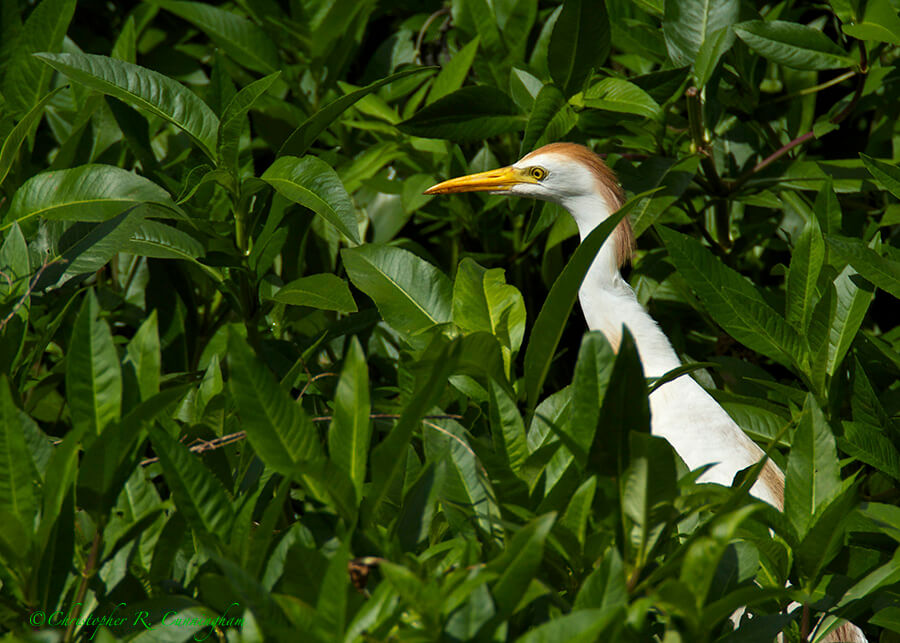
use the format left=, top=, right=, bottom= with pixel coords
left=563, top=194, right=682, bottom=378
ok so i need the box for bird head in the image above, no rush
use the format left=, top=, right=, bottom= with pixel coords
left=425, top=142, right=632, bottom=266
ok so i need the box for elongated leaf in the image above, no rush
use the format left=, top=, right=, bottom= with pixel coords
left=580, top=78, right=661, bottom=119
left=659, top=226, right=805, bottom=369
left=0, top=88, right=62, bottom=186
left=270, top=274, right=357, bottom=313
left=841, top=0, right=900, bottom=44
left=262, top=156, right=360, bottom=244
left=839, top=422, right=900, bottom=482
left=119, top=220, right=204, bottom=261
left=547, top=0, right=610, bottom=97
left=0, top=376, right=36, bottom=529
left=734, top=21, right=855, bottom=70
left=628, top=157, right=699, bottom=238
left=54, top=207, right=146, bottom=283
left=516, top=606, right=622, bottom=643
left=575, top=548, right=627, bottom=609
left=124, top=311, right=160, bottom=403
left=217, top=72, right=281, bottom=173
left=828, top=263, right=874, bottom=374
left=488, top=380, right=529, bottom=474
left=279, top=67, right=435, bottom=157
left=663, top=0, right=739, bottom=67
left=786, top=215, right=824, bottom=332
left=826, top=234, right=900, bottom=298
left=488, top=513, right=556, bottom=617
left=570, top=332, right=616, bottom=464
left=693, top=27, right=735, bottom=87
left=523, top=201, right=635, bottom=409
left=328, top=337, right=371, bottom=501
left=860, top=154, right=900, bottom=200
left=428, top=38, right=480, bottom=105
left=520, top=84, right=576, bottom=156
left=228, top=333, right=323, bottom=474
left=785, top=395, right=841, bottom=539
left=150, top=426, right=235, bottom=542
left=398, top=86, right=526, bottom=141
left=452, top=257, right=526, bottom=362
left=151, top=0, right=279, bottom=73
left=362, top=339, right=461, bottom=526
left=35, top=53, right=219, bottom=159
left=2, top=0, right=75, bottom=114
left=66, top=290, right=121, bottom=436
left=4, top=164, right=178, bottom=229
left=343, top=244, right=452, bottom=339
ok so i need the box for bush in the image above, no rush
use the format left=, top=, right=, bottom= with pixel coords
left=0, top=0, right=898, bottom=641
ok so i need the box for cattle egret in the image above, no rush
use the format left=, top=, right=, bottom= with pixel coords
left=426, top=142, right=867, bottom=643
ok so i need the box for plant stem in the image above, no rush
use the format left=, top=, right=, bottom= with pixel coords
left=64, top=528, right=102, bottom=643
left=732, top=42, right=868, bottom=191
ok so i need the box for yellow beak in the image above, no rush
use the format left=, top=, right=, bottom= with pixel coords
left=424, top=166, right=532, bottom=194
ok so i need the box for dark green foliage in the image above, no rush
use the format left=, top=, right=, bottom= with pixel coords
left=0, top=0, right=898, bottom=641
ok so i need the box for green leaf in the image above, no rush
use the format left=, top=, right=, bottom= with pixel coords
left=487, top=513, right=556, bottom=617
left=35, top=53, right=220, bottom=160
left=362, top=339, right=461, bottom=526
left=4, top=164, right=179, bottom=229
left=786, top=215, right=824, bottom=333
left=733, top=21, right=855, bottom=70
left=270, top=274, right=358, bottom=313
left=547, top=0, right=610, bottom=97
left=394, top=461, right=443, bottom=552
left=397, top=86, right=525, bottom=141
left=119, top=220, right=205, bottom=261
left=663, top=0, right=739, bottom=67
left=516, top=606, right=622, bottom=643
left=520, top=84, right=577, bottom=156
left=0, top=88, right=62, bottom=187
left=343, top=244, right=452, bottom=340
left=570, top=332, right=616, bottom=464
left=227, top=332, right=324, bottom=475
left=217, top=72, right=281, bottom=174
left=1, top=0, right=75, bottom=114
left=488, top=380, right=529, bottom=474
left=579, top=77, right=661, bottom=119
left=0, top=376, right=36, bottom=529
left=839, top=422, right=900, bottom=482
left=328, top=337, right=371, bottom=501
left=813, top=179, right=841, bottom=235
left=693, top=27, right=735, bottom=87
left=842, top=0, right=900, bottom=45
left=124, top=311, right=161, bottom=403
left=52, top=208, right=147, bottom=286
left=279, top=67, right=435, bottom=158
left=523, top=199, right=635, bottom=409
left=76, top=417, right=144, bottom=520
left=452, top=257, right=526, bottom=363
left=66, top=290, right=121, bottom=436
left=261, top=156, right=360, bottom=244
left=575, top=548, right=627, bottom=609
left=860, top=154, right=900, bottom=200
left=621, top=432, right=676, bottom=565
left=150, top=426, right=235, bottom=542
left=659, top=226, right=805, bottom=369
left=628, top=157, right=699, bottom=238
left=826, top=234, right=900, bottom=298
left=428, top=37, right=480, bottom=105
left=828, top=262, right=874, bottom=374
left=784, top=395, right=841, bottom=539
left=151, top=0, right=280, bottom=73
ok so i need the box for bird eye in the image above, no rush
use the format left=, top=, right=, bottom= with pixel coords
left=530, top=166, right=547, bottom=180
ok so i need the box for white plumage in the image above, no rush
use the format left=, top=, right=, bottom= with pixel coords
left=426, top=142, right=867, bottom=643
